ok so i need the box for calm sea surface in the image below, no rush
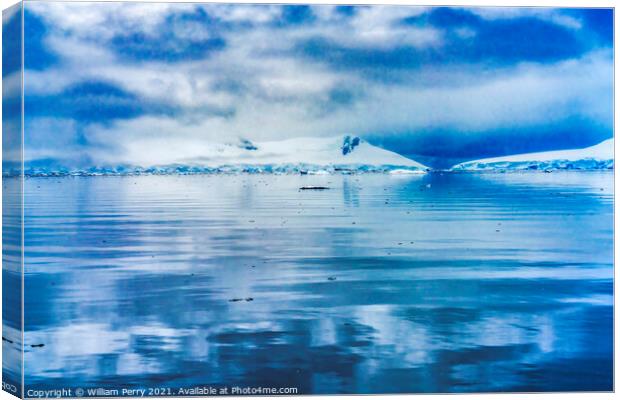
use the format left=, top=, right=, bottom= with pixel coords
left=18, top=172, right=613, bottom=393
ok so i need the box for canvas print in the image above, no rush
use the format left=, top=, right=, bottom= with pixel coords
left=2, top=1, right=614, bottom=397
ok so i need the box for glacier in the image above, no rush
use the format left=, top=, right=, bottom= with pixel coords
left=452, top=138, right=614, bottom=172
left=22, top=135, right=430, bottom=177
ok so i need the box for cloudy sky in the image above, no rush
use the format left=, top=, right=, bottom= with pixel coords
left=15, top=3, right=613, bottom=168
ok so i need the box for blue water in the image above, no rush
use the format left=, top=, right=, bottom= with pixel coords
left=17, top=172, right=613, bottom=394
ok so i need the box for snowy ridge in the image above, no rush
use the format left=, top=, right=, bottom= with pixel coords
left=23, top=135, right=430, bottom=176
left=185, top=135, right=428, bottom=169
left=452, top=139, right=614, bottom=171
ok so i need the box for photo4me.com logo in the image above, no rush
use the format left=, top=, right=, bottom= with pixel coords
left=3, top=381, right=18, bottom=394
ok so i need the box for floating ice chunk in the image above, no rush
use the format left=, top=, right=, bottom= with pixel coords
left=389, top=169, right=427, bottom=175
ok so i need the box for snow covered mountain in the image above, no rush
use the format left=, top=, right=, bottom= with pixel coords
left=452, top=139, right=614, bottom=171
left=26, top=136, right=430, bottom=176
left=184, top=135, right=428, bottom=170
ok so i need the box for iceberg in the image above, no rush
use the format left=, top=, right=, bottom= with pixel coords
left=452, top=138, right=614, bottom=171
left=389, top=168, right=427, bottom=175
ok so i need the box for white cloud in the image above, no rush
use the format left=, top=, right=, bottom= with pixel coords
left=26, top=1, right=183, bottom=39
left=21, top=3, right=612, bottom=167
left=202, top=3, right=282, bottom=24
left=334, top=6, right=441, bottom=49
left=469, top=7, right=583, bottom=30
left=46, top=48, right=606, bottom=167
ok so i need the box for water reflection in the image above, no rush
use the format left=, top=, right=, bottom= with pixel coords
left=3, top=176, right=23, bottom=392
left=24, top=172, right=613, bottom=393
